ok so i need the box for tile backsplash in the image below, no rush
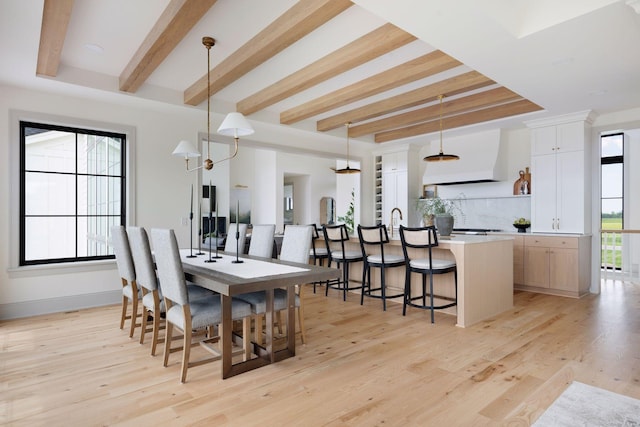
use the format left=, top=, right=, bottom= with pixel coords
left=443, top=195, right=531, bottom=232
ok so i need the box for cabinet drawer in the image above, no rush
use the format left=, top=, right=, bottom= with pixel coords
left=525, top=235, right=578, bottom=249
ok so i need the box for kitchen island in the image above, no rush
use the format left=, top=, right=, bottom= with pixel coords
left=340, top=234, right=514, bottom=327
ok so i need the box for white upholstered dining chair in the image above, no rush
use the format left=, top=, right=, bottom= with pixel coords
left=150, top=228, right=253, bottom=383
left=128, top=226, right=216, bottom=356
left=248, top=224, right=275, bottom=258
left=111, top=225, right=140, bottom=338
left=236, top=225, right=313, bottom=344
left=127, top=226, right=163, bottom=355
left=224, top=223, right=248, bottom=254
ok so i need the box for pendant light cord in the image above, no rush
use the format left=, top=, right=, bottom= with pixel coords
left=346, top=122, right=351, bottom=166
left=206, top=42, right=211, bottom=161
left=438, top=94, right=444, bottom=155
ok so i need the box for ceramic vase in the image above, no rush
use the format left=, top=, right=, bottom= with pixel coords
left=435, top=214, right=454, bottom=236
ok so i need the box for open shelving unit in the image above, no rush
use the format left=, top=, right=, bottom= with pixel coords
left=374, top=155, right=382, bottom=225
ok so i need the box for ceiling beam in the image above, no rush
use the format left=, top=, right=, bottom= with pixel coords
left=184, top=0, right=352, bottom=106
left=349, top=86, right=521, bottom=138
left=237, top=23, right=416, bottom=116
left=316, top=70, right=494, bottom=132
left=374, top=99, right=543, bottom=143
left=119, top=0, right=217, bottom=93
left=282, top=50, right=462, bottom=126
left=36, top=0, right=74, bottom=77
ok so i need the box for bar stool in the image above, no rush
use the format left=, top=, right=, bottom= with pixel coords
left=309, top=225, right=329, bottom=293
left=322, top=224, right=363, bottom=301
left=357, top=224, right=405, bottom=311
left=399, top=225, right=457, bottom=323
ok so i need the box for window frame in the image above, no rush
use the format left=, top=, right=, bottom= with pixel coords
left=19, top=121, right=127, bottom=266
left=600, top=132, right=624, bottom=227
left=9, top=110, right=135, bottom=275
left=599, top=132, right=624, bottom=272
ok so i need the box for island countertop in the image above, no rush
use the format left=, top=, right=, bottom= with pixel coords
left=386, top=234, right=514, bottom=245
left=340, top=233, right=514, bottom=327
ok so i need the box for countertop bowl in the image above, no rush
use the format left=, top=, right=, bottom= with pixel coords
left=513, top=223, right=531, bottom=233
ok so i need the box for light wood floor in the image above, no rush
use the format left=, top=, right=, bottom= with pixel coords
left=2, top=279, right=639, bottom=426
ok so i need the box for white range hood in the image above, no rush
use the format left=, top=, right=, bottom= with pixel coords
left=423, top=129, right=507, bottom=185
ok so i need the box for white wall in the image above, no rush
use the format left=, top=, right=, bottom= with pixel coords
left=252, top=149, right=278, bottom=225
left=0, top=85, right=213, bottom=318
left=278, top=152, right=337, bottom=231
left=0, top=86, right=341, bottom=318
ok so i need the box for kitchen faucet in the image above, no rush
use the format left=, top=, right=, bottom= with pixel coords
left=390, top=207, right=403, bottom=238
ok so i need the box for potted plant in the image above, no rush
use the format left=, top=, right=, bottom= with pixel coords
left=337, top=188, right=355, bottom=235
left=513, top=217, right=531, bottom=233
left=415, top=195, right=464, bottom=236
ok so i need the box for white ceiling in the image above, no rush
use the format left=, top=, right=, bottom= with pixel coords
left=1, top=0, right=639, bottom=156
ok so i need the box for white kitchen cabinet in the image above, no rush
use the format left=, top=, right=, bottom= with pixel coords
left=531, top=121, right=585, bottom=155
left=530, top=119, right=591, bottom=234
left=381, top=152, right=408, bottom=230
left=382, top=169, right=408, bottom=228
left=381, top=152, right=407, bottom=173
left=531, top=151, right=585, bottom=233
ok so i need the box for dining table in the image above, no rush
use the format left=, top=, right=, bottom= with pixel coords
left=179, top=249, right=341, bottom=379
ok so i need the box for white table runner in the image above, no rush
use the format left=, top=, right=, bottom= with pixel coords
left=180, top=249, right=309, bottom=279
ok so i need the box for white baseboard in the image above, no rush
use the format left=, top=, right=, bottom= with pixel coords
left=0, top=290, right=121, bottom=320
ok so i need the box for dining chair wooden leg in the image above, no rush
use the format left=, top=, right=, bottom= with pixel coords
left=254, top=315, right=263, bottom=345
left=180, top=327, right=191, bottom=383
left=150, top=309, right=162, bottom=356
left=120, top=295, right=129, bottom=329
left=243, top=317, right=251, bottom=361
left=128, top=295, right=139, bottom=338
left=119, top=295, right=128, bottom=329
left=180, top=308, right=193, bottom=383
left=297, top=284, right=307, bottom=344
left=140, top=308, right=149, bottom=345
left=163, top=321, right=173, bottom=368
left=274, top=312, right=284, bottom=335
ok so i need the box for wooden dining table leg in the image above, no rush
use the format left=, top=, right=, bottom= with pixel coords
left=265, top=289, right=274, bottom=363
left=221, top=294, right=233, bottom=378
left=286, top=285, right=296, bottom=352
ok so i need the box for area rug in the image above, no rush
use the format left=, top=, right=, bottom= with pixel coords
left=533, top=381, right=640, bottom=426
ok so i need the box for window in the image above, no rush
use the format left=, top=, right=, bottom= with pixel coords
left=600, top=132, right=623, bottom=270
left=20, top=121, right=126, bottom=265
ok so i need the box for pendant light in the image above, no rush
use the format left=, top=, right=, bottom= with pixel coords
left=423, top=95, right=459, bottom=162
left=173, top=37, right=254, bottom=172
left=335, top=122, right=361, bottom=174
